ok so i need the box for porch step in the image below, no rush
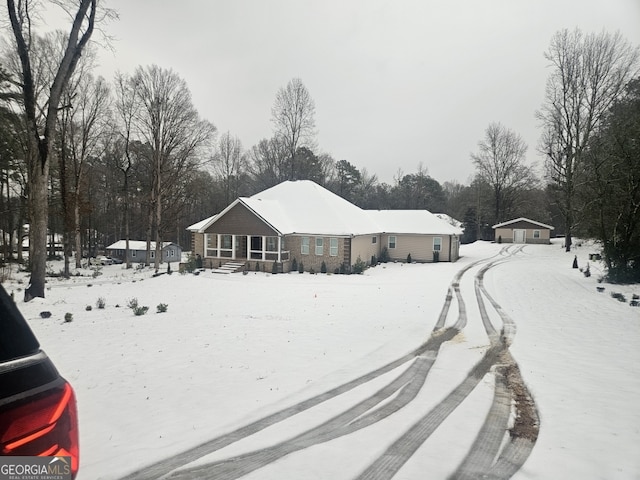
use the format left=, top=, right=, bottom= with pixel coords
left=211, top=261, right=246, bottom=274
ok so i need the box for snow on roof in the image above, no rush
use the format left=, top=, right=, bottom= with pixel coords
left=434, top=213, right=463, bottom=229
left=492, top=217, right=555, bottom=230
left=192, top=180, right=463, bottom=236
left=187, top=215, right=217, bottom=231
left=106, top=240, right=177, bottom=250
left=367, top=210, right=463, bottom=235
left=241, top=180, right=379, bottom=235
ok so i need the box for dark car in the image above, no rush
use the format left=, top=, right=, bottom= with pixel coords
left=0, top=284, right=79, bottom=478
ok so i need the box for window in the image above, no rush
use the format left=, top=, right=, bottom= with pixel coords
left=301, top=237, right=309, bottom=255
left=221, top=235, right=232, bottom=249
left=330, top=238, right=338, bottom=256
left=389, top=236, right=396, bottom=249
left=315, top=237, right=324, bottom=255
left=533, top=230, right=540, bottom=239
left=433, top=237, right=442, bottom=251
left=169, top=249, right=175, bottom=257
left=205, top=234, right=217, bottom=257
left=266, top=236, right=278, bottom=252
left=372, top=236, right=377, bottom=244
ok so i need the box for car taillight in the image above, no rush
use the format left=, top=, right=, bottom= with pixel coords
left=0, top=382, right=79, bottom=478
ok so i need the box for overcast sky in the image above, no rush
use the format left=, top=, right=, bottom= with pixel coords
left=47, top=1, right=640, bottom=185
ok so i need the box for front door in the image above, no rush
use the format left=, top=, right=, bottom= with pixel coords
left=513, top=229, right=526, bottom=243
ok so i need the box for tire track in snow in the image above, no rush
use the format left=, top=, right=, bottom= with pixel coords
left=120, top=247, right=526, bottom=480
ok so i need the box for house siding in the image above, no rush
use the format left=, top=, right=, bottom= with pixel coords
left=351, top=234, right=380, bottom=266
left=382, top=234, right=453, bottom=262
left=206, top=203, right=278, bottom=236
left=495, top=224, right=551, bottom=244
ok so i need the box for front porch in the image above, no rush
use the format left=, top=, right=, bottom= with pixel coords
left=204, top=233, right=290, bottom=264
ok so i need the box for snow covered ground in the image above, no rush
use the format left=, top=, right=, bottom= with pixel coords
left=3, top=240, right=639, bottom=479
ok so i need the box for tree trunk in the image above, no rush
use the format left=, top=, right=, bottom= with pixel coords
left=25, top=157, right=48, bottom=301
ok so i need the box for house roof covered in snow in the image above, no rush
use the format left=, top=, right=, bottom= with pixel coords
left=106, top=241, right=178, bottom=251
left=492, top=217, right=554, bottom=230
left=366, top=210, right=463, bottom=235
left=193, top=180, right=462, bottom=237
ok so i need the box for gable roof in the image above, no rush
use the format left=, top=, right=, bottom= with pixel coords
left=492, top=217, right=555, bottom=230
left=193, top=180, right=462, bottom=236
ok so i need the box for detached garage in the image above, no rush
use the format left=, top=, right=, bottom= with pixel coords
left=492, top=218, right=554, bottom=244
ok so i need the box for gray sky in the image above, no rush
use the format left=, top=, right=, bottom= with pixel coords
left=49, top=0, right=640, bottom=185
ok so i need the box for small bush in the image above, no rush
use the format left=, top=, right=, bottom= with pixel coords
left=371, top=255, right=377, bottom=266
left=91, top=266, right=103, bottom=278
left=353, top=256, right=366, bottom=274
left=611, top=292, right=626, bottom=302
left=133, top=305, right=149, bottom=316
left=272, top=261, right=278, bottom=274
left=96, top=297, right=106, bottom=309
left=632, top=294, right=639, bottom=300
left=298, top=261, right=304, bottom=273
left=156, top=303, right=168, bottom=313
left=433, top=250, right=440, bottom=263
left=64, top=312, right=73, bottom=323
left=86, top=305, right=92, bottom=311
left=334, top=267, right=340, bottom=274
left=291, top=258, right=298, bottom=272
left=407, top=253, right=412, bottom=264
left=320, top=261, right=327, bottom=273
left=379, top=247, right=390, bottom=263
left=127, top=298, right=139, bottom=309
left=40, top=311, right=52, bottom=319
left=309, top=267, right=316, bottom=275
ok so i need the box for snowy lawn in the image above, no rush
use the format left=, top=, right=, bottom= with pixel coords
left=3, top=240, right=639, bottom=479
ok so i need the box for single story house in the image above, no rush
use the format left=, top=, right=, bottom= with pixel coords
left=187, top=180, right=462, bottom=273
left=106, top=240, right=182, bottom=264
left=492, top=218, right=554, bottom=244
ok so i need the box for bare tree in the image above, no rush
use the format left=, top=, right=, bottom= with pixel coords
left=537, top=28, right=639, bottom=251
left=212, top=131, right=244, bottom=204
left=247, top=136, right=289, bottom=190
left=112, top=72, right=140, bottom=269
left=6, top=0, right=99, bottom=300
left=271, top=77, right=316, bottom=180
left=471, top=122, right=534, bottom=223
left=131, top=65, right=215, bottom=271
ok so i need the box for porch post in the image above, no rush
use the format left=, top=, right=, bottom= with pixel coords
left=216, top=234, right=221, bottom=258
left=232, top=235, right=236, bottom=259
left=247, top=235, right=251, bottom=261
left=277, top=236, right=282, bottom=262
left=262, top=236, right=266, bottom=260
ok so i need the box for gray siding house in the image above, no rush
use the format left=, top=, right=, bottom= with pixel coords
left=106, top=241, right=182, bottom=264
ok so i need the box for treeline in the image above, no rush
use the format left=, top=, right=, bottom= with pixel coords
left=0, top=2, right=638, bottom=293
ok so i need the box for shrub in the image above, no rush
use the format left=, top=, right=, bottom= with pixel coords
left=371, top=255, right=377, bottom=266
left=86, top=305, right=92, bottom=311
left=96, top=297, right=106, bottom=309
left=334, top=267, right=340, bottom=274
left=272, top=261, right=278, bottom=274
left=498, top=235, right=502, bottom=244
left=291, top=258, right=298, bottom=272
left=185, top=253, right=197, bottom=273
left=352, top=256, right=366, bottom=274
left=255, top=262, right=260, bottom=272
left=91, top=266, right=102, bottom=278
left=156, top=303, right=168, bottom=313
left=298, top=261, right=304, bottom=273
left=127, top=298, right=139, bottom=309
left=133, top=305, right=149, bottom=316
left=379, top=247, right=390, bottom=263
left=433, top=250, right=440, bottom=263
left=407, top=253, right=412, bottom=264
left=320, top=261, right=327, bottom=273
left=611, top=292, right=626, bottom=302
left=64, top=312, right=73, bottom=323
